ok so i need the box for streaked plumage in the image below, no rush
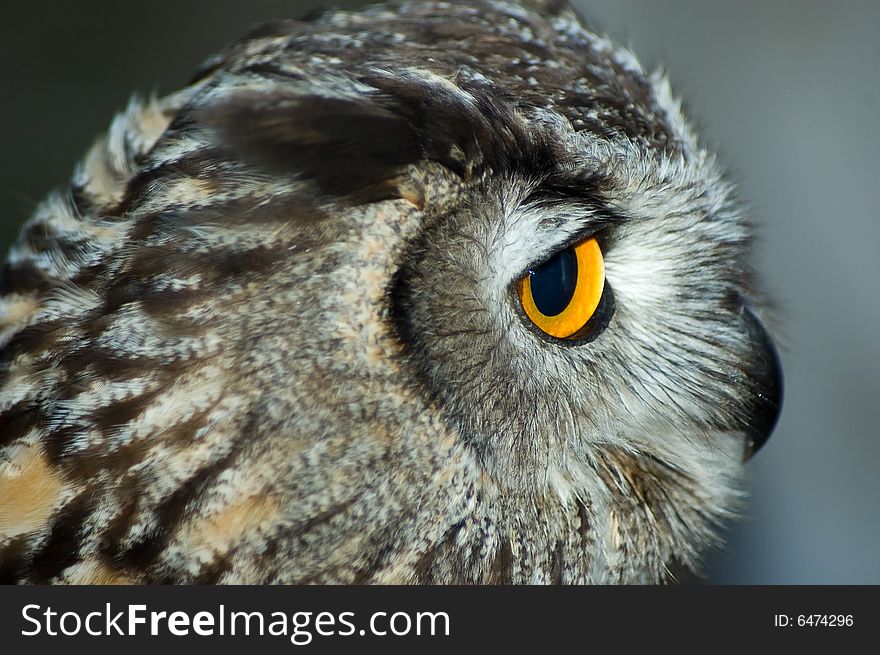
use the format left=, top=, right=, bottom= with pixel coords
left=0, top=0, right=781, bottom=584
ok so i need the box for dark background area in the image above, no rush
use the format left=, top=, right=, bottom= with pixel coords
left=1, top=1, right=878, bottom=583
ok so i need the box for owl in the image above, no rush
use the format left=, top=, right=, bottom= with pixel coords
left=0, top=0, right=781, bottom=584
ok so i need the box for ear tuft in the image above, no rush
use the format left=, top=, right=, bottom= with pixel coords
left=200, top=89, right=422, bottom=202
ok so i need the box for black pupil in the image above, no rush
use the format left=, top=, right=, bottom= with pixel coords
left=529, top=248, right=578, bottom=316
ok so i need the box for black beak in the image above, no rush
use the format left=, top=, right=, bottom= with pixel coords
left=741, top=306, right=784, bottom=460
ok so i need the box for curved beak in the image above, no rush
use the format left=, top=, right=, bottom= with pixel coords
left=741, top=306, right=784, bottom=460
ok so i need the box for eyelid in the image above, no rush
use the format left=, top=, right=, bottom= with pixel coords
left=515, top=223, right=614, bottom=281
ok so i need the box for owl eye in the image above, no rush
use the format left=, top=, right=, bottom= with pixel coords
left=516, top=237, right=606, bottom=340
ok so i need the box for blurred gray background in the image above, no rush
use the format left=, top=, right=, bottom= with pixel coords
left=1, top=1, right=877, bottom=583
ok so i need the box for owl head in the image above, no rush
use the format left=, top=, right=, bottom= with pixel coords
left=0, top=0, right=781, bottom=583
